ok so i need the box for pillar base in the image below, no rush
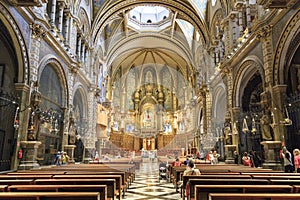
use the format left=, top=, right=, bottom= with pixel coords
left=18, top=141, right=41, bottom=170
left=261, top=141, right=282, bottom=170
left=225, top=145, right=237, bottom=164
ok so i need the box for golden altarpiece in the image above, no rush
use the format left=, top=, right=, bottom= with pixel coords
left=102, top=65, right=197, bottom=155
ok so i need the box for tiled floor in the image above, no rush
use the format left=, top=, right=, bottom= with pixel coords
left=125, top=159, right=181, bottom=200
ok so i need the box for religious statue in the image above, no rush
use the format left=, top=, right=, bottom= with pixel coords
left=260, top=110, right=273, bottom=141
left=223, top=121, right=232, bottom=145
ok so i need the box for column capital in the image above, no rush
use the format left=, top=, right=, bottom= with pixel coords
left=256, top=25, right=272, bottom=40
left=228, top=11, right=238, bottom=20
left=57, top=0, right=66, bottom=8
left=64, top=10, right=71, bottom=18
left=30, top=23, right=47, bottom=39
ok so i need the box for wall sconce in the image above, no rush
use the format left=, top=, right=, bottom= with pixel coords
left=242, top=118, right=249, bottom=133
left=232, top=122, right=238, bottom=135
left=13, top=106, right=20, bottom=129
left=251, top=118, right=257, bottom=134
left=280, top=104, right=292, bottom=126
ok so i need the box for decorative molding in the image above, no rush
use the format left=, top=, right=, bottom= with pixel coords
left=8, top=0, right=46, bottom=7
left=257, top=0, right=288, bottom=8
left=0, top=2, right=29, bottom=83
left=256, top=25, right=272, bottom=39
left=30, top=23, right=46, bottom=39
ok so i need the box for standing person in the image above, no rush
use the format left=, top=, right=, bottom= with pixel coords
left=234, top=151, right=239, bottom=164
left=293, top=148, right=300, bottom=173
left=249, top=150, right=261, bottom=168
left=282, top=147, right=293, bottom=173
left=55, top=151, right=61, bottom=166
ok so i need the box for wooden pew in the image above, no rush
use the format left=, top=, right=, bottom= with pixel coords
left=0, top=192, right=100, bottom=200
left=0, top=175, right=53, bottom=179
left=53, top=174, right=123, bottom=199
left=65, top=171, right=129, bottom=196
left=269, top=179, right=300, bottom=185
left=292, top=185, right=300, bottom=193
left=34, top=178, right=116, bottom=200
left=194, top=185, right=293, bottom=200
left=241, top=172, right=298, bottom=176
left=208, top=193, right=300, bottom=200
left=0, top=186, right=7, bottom=192
left=187, top=178, right=270, bottom=200
left=252, top=175, right=300, bottom=180
left=7, top=185, right=107, bottom=200
left=0, top=180, right=34, bottom=185
left=181, top=175, right=252, bottom=199
left=8, top=172, right=66, bottom=175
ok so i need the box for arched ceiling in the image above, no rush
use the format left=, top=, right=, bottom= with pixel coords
left=91, top=0, right=209, bottom=46
left=91, top=0, right=211, bottom=92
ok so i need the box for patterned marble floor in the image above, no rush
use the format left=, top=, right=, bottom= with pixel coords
left=124, top=159, right=181, bottom=200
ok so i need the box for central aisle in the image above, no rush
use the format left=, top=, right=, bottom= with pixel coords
left=125, top=159, right=181, bottom=200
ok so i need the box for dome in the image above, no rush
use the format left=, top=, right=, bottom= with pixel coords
left=130, top=6, right=169, bottom=24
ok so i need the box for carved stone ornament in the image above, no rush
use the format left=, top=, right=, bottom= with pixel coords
left=8, top=0, right=47, bottom=7
left=30, top=23, right=46, bottom=39
left=256, top=25, right=272, bottom=39
left=257, top=0, right=287, bottom=8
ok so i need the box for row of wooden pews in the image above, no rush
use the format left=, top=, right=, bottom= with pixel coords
left=168, top=163, right=300, bottom=200
left=0, top=162, right=137, bottom=200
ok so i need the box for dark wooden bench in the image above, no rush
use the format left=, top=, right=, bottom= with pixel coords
left=187, top=178, right=270, bottom=200
left=0, top=192, right=100, bottom=200
left=53, top=174, right=123, bottom=199
left=34, top=178, right=116, bottom=200
left=0, top=175, right=53, bottom=179
left=7, top=185, right=107, bottom=200
left=292, top=185, right=300, bottom=193
left=194, top=185, right=293, bottom=200
left=269, top=179, right=300, bottom=185
left=65, top=171, right=130, bottom=193
left=0, top=179, right=34, bottom=185
left=252, top=175, right=300, bottom=180
left=0, top=185, right=7, bottom=192
left=208, top=193, right=300, bottom=200
left=8, top=172, right=66, bottom=175
left=181, top=175, right=252, bottom=199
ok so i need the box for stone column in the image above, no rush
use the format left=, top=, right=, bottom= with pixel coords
left=256, top=25, right=283, bottom=169
left=76, top=34, right=82, bottom=61
left=257, top=25, right=273, bottom=86
left=245, top=0, right=252, bottom=32
left=121, top=87, right=126, bottom=113
left=272, top=85, right=287, bottom=141
left=221, top=18, right=230, bottom=57
left=236, top=2, right=245, bottom=37
left=63, top=10, right=71, bottom=47
left=80, top=39, right=86, bottom=62
left=57, top=1, right=65, bottom=34
left=229, top=12, right=238, bottom=48
left=18, top=141, right=41, bottom=170
left=13, top=84, right=30, bottom=170
left=30, top=23, right=46, bottom=82
left=49, top=0, right=57, bottom=27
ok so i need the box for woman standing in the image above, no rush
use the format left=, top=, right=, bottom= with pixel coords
left=293, top=149, right=300, bottom=173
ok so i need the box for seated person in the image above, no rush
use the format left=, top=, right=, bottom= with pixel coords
left=183, top=160, right=201, bottom=175
left=173, top=158, right=182, bottom=166
left=242, top=152, right=252, bottom=167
